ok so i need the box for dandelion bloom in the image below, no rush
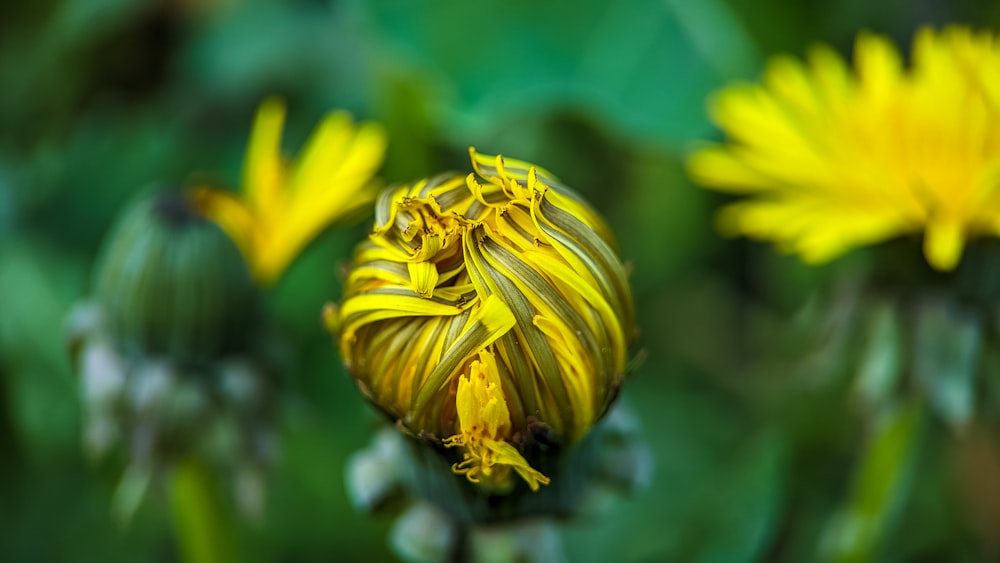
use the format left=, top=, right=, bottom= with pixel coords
left=194, top=98, right=387, bottom=284
left=327, top=149, right=634, bottom=492
left=688, top=26, right=1000, bottom=271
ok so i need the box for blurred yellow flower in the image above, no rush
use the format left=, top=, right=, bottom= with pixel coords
left=328, top=149, right=634, bottom=491
left=688, top=26, right=1000, bottom=271
left=193, top=98, right=387, bottom=285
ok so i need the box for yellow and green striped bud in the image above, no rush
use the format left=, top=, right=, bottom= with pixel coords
left=328, top=149, right=634, bottom=493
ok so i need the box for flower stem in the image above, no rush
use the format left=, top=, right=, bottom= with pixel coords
left=822, top=400, right=924, bottom=563
left=448, top=523, right=470, bottom=563
left=171, top=458, right=238, bottom=563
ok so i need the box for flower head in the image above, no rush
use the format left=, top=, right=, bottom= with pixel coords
left=68, top=191, right=273, bottom=519
left=193, top=98, right=387, bottom=285
left=688, top=26, right=1000, bottom=271
left=328, top=149, right=634, bottom=491
left=93, top=191, right=255, bottom=361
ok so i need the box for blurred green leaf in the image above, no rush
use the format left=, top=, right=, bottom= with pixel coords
left=679, top=429, right=788, bottom=563
left=613, top=150, right=715, bottom=297
left=563, top=378, right=787, bottom=562
left=178, top=0, right=372, bottom=111
left=356, top=0, right=756, bottom=147
left=0, top=239, right=86, bottom=458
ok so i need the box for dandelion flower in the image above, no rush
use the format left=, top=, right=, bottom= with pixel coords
left=194, top=98, right=387, bottom=284
left=327, top=149, right=635, bottom=492
left=688, top=26, right=1000, bottom=271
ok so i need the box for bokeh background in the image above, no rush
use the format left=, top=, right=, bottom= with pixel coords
left=3, top=0, right=1000, bottom=561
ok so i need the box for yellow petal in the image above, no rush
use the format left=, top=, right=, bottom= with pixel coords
left=255, top=117, right=385, bottom=284
left=187, top=187, right=255, bottom=261
left=924, top=218, right=965, bottom=271
left=854, top=31, right=903, bottom=107
left=243, top=97, right=287, bottom=215
left=201, top=99, right=388, bottom=286
left=486, top=440, right=551, bottom=492
left=687, top=146, right=776, bottom=193
left=454, top=351, right=508, bottom=437
left=446, top=351, right=549, bottom=491
left=407, top=261, right=439, bottom=299
left=411, top=295, right=515, bottom=419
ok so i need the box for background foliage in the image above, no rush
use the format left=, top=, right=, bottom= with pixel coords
left=2, top=0, right=1000, bottom=561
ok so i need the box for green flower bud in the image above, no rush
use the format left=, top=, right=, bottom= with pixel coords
left=69, top=190, right=275, bottom=520
left=94, top=191, right=255, bottom=363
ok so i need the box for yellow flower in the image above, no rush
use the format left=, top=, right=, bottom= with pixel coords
left=192, top=98, right=387, bottom=285
left=442, top=350, right=550, bottom=492
left=688, top=26, right=1000, bottom=271
left=327, top=149, right=634, bottom=491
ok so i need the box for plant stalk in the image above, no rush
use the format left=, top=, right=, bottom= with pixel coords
left=171, top=457, right=238, bottom=563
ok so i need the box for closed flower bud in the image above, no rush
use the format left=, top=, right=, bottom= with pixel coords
left=69, top=189, right=274, bottom=520
left=94, top=191, right=255, bottom=363
left=329, top=149, right=635, bottom=493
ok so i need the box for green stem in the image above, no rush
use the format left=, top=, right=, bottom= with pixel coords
left=823, top=400, right=924, bottom=563
left=448, top=523, right=470, bottom=563
left=171, top=458, right=238, bottom=563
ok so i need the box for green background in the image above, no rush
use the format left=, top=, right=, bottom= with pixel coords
left=2, top=0, right=1000, bottom=561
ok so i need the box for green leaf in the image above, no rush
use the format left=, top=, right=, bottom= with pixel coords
left=677, top=429, right=788, bottom=563
left=355, top=0, right=758, bottom=147
left=0, top=240, right=86, bottom=457
left=562, top=380, right=787, bottom=562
